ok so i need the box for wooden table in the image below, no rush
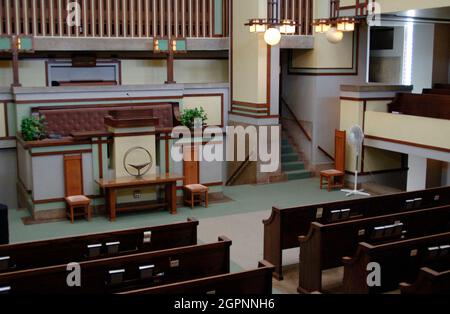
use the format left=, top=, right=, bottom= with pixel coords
left=96, top=174, right=183, bottom=221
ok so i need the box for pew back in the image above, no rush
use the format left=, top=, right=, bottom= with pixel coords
left=120, top=261, right=275, bottom=295
left=263, top=186, right=450, bottom=279
left=400, top=267, right=450, bottom=294
left=298, top=205, right=450, bottom=293
left=0, top=218, right=198, bottom=273
left=343, top=232, right=450, bottom=293
left=388, top=93, right=450, bottom=120
left=0, top=236, right=231, bottom=294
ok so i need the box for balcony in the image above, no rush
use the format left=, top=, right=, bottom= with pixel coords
left=0, top=0, right=312, bottom=51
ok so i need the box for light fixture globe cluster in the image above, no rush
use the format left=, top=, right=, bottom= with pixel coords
left=246, top=18, right=297, bottom=46
left=313, top=17, right=356, bottom=44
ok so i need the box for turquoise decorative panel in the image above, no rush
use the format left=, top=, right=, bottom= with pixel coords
left=19, top=37, right=34, bottom=52
left=0, top=37, right=11, bottom=51
left=157, top=39, right=169, bottom=52
left=175, top=39, right=186, bottom=51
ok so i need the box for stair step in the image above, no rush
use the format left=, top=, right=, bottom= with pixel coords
left=282, top=161, right=305, bottom=171
left=285, top=170, right=312, bottom=181
left=281, top=153, right=299, bottom=162
left=281, top=139, right=290, bottom=145
left=281, top=146, right=294, bottom=154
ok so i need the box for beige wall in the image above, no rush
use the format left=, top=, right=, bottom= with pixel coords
left=293, top=32, right=355, bottom=69
left=365, top=111, right=450, bottom=150
left=0, top=59, right=228, bottom=87
left=183, top=95, right=223, bottom=126
left=377, top=0, right=450, bottom=13
left=232, top=0, right=268, bottom=103
left=121, top=59, right=229, bottom=85
left=0, top=60, right=46, bottom=87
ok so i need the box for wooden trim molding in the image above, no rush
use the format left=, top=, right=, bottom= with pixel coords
left=16, top=95, right=184, bottom=105
left=228, top=111, right=279, bottom=119
left=340, top=96, right=395, bottom=102
left=30, top=149, right=93, bottom=157
left=365, top=135, right=450, bottom=154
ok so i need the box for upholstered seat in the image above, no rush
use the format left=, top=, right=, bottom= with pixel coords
left=65, top=195, right=91, bottom=204
left=184, top=184, right=209, bottom=192
left=320, top=169, right=344, bottom=176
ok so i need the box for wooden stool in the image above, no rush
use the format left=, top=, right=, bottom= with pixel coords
left=183, top=184, right=209, bottom=209
left=320, top=170, right=345, bottom=192
left=65, top=195, right=91, bottom=223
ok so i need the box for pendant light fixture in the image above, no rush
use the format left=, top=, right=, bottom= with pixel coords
left=313, top=0, right=361, bottom=44
left=246, top=0, right=299, bottom=46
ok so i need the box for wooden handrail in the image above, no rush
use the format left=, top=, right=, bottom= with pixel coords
left=226, top=152, right=253, bottom=186
left=318, top=145, right=335, bottom=161
left=280, top=97, right=312, bottom=142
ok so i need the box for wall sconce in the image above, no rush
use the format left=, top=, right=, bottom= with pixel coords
left=248, top=19, right=267, bottom=33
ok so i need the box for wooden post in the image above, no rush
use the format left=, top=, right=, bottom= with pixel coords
left=11, top=36, right=21, bottom=87
left=165, top=47, right=176, bottom=84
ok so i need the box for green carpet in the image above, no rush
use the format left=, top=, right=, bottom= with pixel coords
left=8, top=178, right=361, bottom=243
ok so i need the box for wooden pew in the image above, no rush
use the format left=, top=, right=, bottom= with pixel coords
left=388, top=93, right=450, bottom=120
left=0, top=218, right=198, bottom=273
left=0, top=236, right=231, bottom=294
left=297, top=205, right=450, bottom=293
left=263, top=186, right=450, bottom=280
left=400, top=267, right=450, bottom=294
left=434, top=83, right=450, bottom=90
left=423, top=88, right=450, bottom=95
left=343, top=232, right=450, bottom=294
left=119, top=261, right=275, bottom=295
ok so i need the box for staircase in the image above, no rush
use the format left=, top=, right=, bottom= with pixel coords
left=281, top=136, right=312, bottom=181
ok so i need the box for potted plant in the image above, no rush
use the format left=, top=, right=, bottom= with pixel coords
left=180, top=107, right=208, bottom=129
left=21, top=116, right=47, bottom=141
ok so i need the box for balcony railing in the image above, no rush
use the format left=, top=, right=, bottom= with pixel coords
left=0, top=0, right=230, bottom=38
left=280, top=0, right=313, bottom=35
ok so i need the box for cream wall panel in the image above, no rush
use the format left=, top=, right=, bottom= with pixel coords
left=0, top=60, right=46, bottom=87
left=174, top=60, right=228, bottom=83
left=121, top=59, right=229, bottom=85
left=121, top=60, right=167, bottom=85
left=232, top=0, right=268, bottom=103
left=377, top=0, right=450, bottom=13
left=365, top=112, right=450, bottom=150
left=0, top=102, right=5, bottom=137
left=183, top=96, right=223, bottom=126
left=293, top=32, right=355, bottom=69
left=364, top=146, right=402, bottom=172
left=365, top=100, right=391, bottom=112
